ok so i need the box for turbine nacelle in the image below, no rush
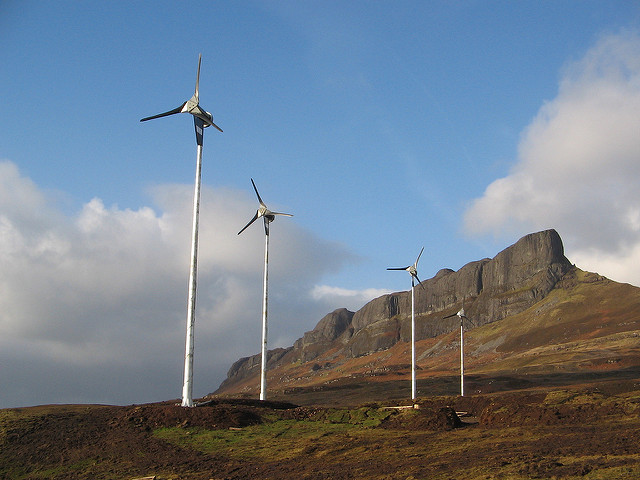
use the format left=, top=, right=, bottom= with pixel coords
left=407, top=265, right=418, bottom=279
left=238, top=179, right=293, bottom=236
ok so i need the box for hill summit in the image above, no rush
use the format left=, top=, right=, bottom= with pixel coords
left=214, top=229, right=640, bottom=398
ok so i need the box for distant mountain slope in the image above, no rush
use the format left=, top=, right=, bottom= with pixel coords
left=213, top=230, right=640, bottom=396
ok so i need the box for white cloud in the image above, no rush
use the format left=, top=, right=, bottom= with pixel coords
left=464, top=31, right=640, bottom=286
left=0, top=160, right=358, bottom=407
left=311, top=285, right=392, bottom=312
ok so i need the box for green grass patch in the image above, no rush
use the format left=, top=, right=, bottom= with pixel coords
left=321, top=406, right=393, bottom=426
left=154, top=419, right=356, bottom=461
left=543, top=390, right=608, bottom=405
left=0, top=458, right=99, bottom=480
left=153, top=406, right=394, bottom=464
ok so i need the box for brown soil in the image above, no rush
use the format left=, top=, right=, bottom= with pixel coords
left=2, top=374, right=640, bottom=479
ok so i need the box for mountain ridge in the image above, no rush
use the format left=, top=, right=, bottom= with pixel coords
left=214, top=229, right=640, bottom=397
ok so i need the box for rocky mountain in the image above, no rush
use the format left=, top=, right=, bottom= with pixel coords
left=214, top=229, right=640, bottom=396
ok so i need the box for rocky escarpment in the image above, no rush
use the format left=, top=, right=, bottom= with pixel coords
left=217, top=229, right=573, bottom=391
left=217, top=309, right=355, bottom=392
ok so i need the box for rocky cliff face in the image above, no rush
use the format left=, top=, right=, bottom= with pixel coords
left=218, top=229, right=573, bottom=391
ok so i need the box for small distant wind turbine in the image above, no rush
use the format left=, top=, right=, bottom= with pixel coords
left=238, top=179, right=292, bottom=401
left=387, top=247, right=424, bottom=401
left=443, top=302, right=475, bottom=397
left=141, top=54, right=222, bottom=407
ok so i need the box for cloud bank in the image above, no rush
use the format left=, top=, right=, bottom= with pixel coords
left=311, top=285, right=393, bottom=312
left=464, top=31, right=640, bottom=286
left=0, top=161, right=376, bottom=407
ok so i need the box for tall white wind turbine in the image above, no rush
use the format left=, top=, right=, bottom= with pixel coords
left=238, top=179, right=292, bottom=401
left=387, top=247, right=424, bottom=401
left=443, top=302, right=475, bottom=397
left=141, top=54, right=222, bottom=407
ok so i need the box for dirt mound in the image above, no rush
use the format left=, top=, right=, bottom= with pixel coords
left=479, top=401, right=612, bottom=427
left=0, top=405, right=222, bottom=479
left=477, top=391, right=631, bottom=427
left=443, top=381, right=640, bottom=430
left=381, top=402, right=462, bottom=431
left=114, top=402, right=266, bottom=431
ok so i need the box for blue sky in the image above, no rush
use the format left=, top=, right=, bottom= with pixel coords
left=1, top=1, right=640, bottom=407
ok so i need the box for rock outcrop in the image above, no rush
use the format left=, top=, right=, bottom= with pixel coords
left=218, top=229, right=573, bottom=390
left=216, top=347, right=292, bottom=393
left=293, top=308, right=354, bottom=362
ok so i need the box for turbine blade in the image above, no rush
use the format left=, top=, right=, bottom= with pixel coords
left=415, top=246, right=425, bottom=266
left=140, top=104, right=185, bottom=122
left=195, top=53, right=201, bottom=101
left=250, top=178, right=265, bottom=205
left=442, top=313, right=457, bottom=319
left=197, top=114, right=223, bottom=132
left=272, top=212, right=293, bottom=217
left=238, top=212, right=259, bottom=235
left=210, top=121, right=223, bottom=133
left=387, top=267, right=410, bottom=271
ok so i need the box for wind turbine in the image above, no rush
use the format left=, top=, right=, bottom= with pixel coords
left=387, top=247, right=424, bottom=401
left=140, top=54, right=222, bottom=407
left=238, top=179, right=292, bottom=401
left=140, top=54, right=223, bottom=133
left=443, top=302, right=475, bottom=397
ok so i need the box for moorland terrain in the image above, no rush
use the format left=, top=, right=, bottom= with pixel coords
left=1, top=376, right=640, bottom=479
left=2, top=229, right=640, bottom=479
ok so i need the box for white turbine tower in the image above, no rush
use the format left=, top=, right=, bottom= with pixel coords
left=238, top=179, right=292, bottom=401
left=387, top=247, right=424, bottom=401
left=443, top=302, right=475, bottom=397
left=141, top=54, right=222, bottom=407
